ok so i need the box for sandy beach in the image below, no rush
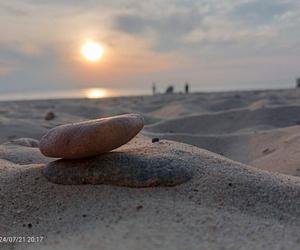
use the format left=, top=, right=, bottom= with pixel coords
left=1, top=88, right=300, bottom=249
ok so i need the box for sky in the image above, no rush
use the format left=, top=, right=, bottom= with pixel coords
left=0, top=0, right=300, bottom=95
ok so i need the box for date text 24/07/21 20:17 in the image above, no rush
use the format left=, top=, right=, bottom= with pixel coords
left=0, top=236, right=44, bottom=243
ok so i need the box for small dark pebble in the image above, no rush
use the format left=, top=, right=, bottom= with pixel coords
left=262, top=148, right=275, bottom=154
left=263, top=148, right=270, bottom=153
left=136, top=205, right=143, bottom=211
left=27, top=223, right=32, bottom=228
left=228, top=183, right=233, bottom=187
left=82, top=214, right=87, bottom=218
left=45, top=111, right=55, bottom=121
left=152, top=138, right=160, bottom=143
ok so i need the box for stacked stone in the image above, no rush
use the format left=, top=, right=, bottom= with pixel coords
left=39, top=114, right=193, bottom=187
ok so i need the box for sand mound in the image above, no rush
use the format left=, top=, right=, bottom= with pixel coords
left=144, top=126, right=300, bottom=176
left=145, top=105, right=300, bottom=135
left=2, top=89, right=300, bottom=249
left=0, top=138, right=52, bottom=165
left=1, top=137, right=300, bottom=249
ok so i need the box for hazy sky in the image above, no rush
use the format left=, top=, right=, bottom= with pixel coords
left=1, top=0, right=300, bottom=93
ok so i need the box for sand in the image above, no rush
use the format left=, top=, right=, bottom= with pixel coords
left=1, top=88, right=300, bottom=249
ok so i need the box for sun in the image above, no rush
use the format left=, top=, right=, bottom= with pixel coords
left=81, top=41, right=104, bottom=62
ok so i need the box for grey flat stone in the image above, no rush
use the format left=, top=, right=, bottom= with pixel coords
left=42, top=143, right=193, bottom=187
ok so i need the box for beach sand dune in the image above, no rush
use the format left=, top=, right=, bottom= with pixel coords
left=1, top=136, right=300, bottom=250
left=2, top=89, right=300, bottom=249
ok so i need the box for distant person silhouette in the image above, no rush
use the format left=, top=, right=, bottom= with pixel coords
left=185, top=82, right=189, bottom=94
left=152, top=82, right=156, bottom=95
left=297, top=78, right=300, bottom=88
left=165, top=85, right=174, bottom=94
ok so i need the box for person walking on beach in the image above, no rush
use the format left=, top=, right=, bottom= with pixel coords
left=185, top=82, right=189, bottom=94
left=152, top=82, right=156, bottom=95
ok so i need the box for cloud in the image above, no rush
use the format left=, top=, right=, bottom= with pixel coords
left=0, top=40, right=75, bottom=92
left=114, top=15, right=149, bottom=34
left=114, top=8, right=202, bottom=52
left=112, top=0, right=300, bottom=57
left=1, top=0, right=300, bottom=93
left=0, top=3, right=29, bottom=16
left=0, top=61, right=14, bottom=76
left=232, top=0, right=295, bottom=24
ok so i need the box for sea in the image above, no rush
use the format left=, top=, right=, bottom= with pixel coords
left=0, top=81, right=295, bottom=101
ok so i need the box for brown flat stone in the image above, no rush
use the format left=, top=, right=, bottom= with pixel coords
left=39, top=114, right=144, bottom=159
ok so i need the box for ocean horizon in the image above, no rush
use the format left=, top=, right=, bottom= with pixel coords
left=0, top=81, right=295, bottom=101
